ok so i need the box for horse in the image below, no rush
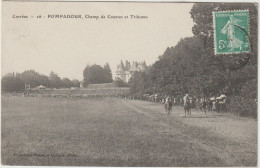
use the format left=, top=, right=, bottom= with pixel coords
left=207, top=100, right=213, bottom=112
left=200, top=98, right=207, bottom=115
left=164, top=101, right=173, bottom=117
left=184, top=101, right=191, bottom=117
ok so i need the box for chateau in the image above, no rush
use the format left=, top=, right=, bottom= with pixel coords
left=115, top=60, right=148, bottom=83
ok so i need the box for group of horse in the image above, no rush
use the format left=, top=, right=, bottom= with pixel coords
left=164, top=98, right=200, bottom=117
left=164, top=96, right=227, bottom=117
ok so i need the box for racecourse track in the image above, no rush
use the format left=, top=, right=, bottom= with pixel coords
left=1, top=96, right=257, bottom=166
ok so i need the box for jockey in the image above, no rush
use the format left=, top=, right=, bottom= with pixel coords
left=165, top=96, right=170, bottom=103
left=165, top=96, right=173, bottom=106
left=183, top=94, right=190, bottom=105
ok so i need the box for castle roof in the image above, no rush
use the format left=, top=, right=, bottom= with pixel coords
left=116, top=60, right=147, bottom=73
left=116, top=60, right=125, bottom=72
left=138, top=61, right=147, bottom=71
left=129, top=61, right=138, bottom=72
left=125, top=60, right=131, bottom=71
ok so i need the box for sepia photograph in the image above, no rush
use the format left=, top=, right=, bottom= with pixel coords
left=1, top=1, right=258, bottom=167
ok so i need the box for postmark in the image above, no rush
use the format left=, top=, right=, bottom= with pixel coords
left=213, top=10, right=250, bottom=55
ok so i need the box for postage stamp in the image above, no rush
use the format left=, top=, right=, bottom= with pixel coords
left=213, top=10, right=250, bottom=55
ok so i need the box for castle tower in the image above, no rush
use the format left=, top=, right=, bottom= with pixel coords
left=125, top=60, right=131, bottom=71
left=139, top=61, right=147, bottom=71
left=115, top=60, right=148, bottom=83
left=115, top=60, right=127, bottom=82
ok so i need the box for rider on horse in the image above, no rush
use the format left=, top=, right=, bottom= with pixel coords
left=164, top=96, right=173, bottom=116
left=183, top=94, right=190, bottom=106
left=183, top=93, right=191, bottom=117
left=165, top=97, right=173, bottom=106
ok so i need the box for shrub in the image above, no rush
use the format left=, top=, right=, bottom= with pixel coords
left=229, top=79, right=257, bottom=118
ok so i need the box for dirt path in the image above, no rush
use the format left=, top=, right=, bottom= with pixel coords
left=121, top=99, right=257, bottom=166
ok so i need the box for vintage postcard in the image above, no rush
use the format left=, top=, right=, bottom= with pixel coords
left=1, top=1, right=258, bottom=167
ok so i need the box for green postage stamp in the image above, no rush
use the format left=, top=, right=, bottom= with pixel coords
left=213, top=10, right=250, bottom=55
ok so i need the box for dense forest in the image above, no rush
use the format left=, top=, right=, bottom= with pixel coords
left=2, top=63, right=113, bottom=91
left=129, top=3, right=257, bottom=117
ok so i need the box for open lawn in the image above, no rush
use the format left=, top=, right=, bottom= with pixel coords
left=1, top=96, right=257, bottom=166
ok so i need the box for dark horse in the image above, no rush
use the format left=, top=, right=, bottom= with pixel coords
left=164, top=101, right=173, bottom=117
left=184, top=101, right=191, bottom=117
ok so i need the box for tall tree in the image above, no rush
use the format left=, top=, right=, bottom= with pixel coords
left=71, top=79, right=80, bottom=87
left=128, top=71, right=153, bottom=96
left=49, top=71, right=61, bottom=88
left=83, top=64, right=111, bottom=87
left=103, top=63, right=113, bottom=83
left=61, top=78, right=71, bottom=88
left=20, top=70, right=42, bottom=87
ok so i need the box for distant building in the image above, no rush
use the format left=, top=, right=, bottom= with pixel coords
left=115, top=60, right=147, bottom=83
left=36, top=85, right=46, bottom=90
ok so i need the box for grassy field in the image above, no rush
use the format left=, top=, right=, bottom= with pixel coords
left=1, top=96, right=257, bottom=166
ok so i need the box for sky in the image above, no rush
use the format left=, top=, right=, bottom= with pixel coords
left=2, top=2, right=194, bottom=80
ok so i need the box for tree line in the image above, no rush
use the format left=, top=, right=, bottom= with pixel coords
left=2, top=70, right=80, bottom=91
left=2, top=62, right=114, bottom=91
left=128, top=3, right=257, bottom=117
